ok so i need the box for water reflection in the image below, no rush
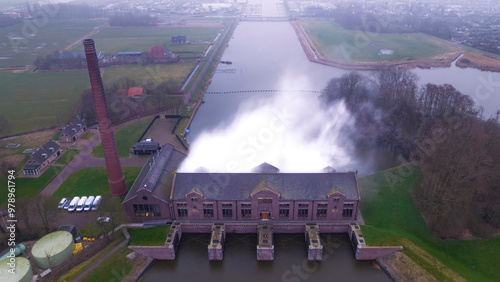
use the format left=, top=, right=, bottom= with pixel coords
left=141, top=233, right=389, bottom=282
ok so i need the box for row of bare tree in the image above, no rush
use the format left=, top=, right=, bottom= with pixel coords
left=321, top=68, right=500, bottom=239
left=74, top=76, right=184, bottom=126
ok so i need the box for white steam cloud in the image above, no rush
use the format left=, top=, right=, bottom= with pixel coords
left=179, top=86, right=356, bottom=173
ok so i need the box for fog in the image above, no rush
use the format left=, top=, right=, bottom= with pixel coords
left=179, top=77, right=356, bottom=173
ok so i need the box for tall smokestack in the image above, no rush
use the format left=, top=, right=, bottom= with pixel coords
left=84, top=39, right=127, bottom=196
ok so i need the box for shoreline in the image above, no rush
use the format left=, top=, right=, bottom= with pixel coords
left=291, top=21, right=500, bottom=73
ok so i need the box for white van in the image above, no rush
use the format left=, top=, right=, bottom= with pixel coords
left=83, top=196, right=95, bottom=211
left=92, top=195, right=102, bottom=211
left=76, top=196, right=88, bottom=212
left=68, top=197, right=80, bottom=212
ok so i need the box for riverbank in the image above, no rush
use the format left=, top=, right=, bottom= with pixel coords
left=291, top=21, right=500, bottom=72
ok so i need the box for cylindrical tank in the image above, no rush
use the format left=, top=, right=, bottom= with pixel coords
left=0, top=257, right=33, bottom=282
left=32, top=231, right=74, bottom=269
left=0, top=244, right=26, bottom=262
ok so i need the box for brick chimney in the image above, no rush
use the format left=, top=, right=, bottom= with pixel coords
left=84, top=39, right=127, bottom=196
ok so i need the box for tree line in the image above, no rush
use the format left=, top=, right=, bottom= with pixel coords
left=74, top=76, right=183, bottom=126
left=321, top=68, right=500, bottom=239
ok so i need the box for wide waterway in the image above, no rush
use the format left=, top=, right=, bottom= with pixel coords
left=143, top=0, right=500, bottom=280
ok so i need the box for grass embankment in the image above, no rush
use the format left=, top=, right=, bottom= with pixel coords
left=0, top=70, right=89, bottom=136
left=358, top=164, right=500, bottom=281
left=174, top=20, right=238, bottom=137
left=0, top=166, right=62, bottom=206
left=57, top=230, right=127, bottom=282
left=300, top=20, right=475, bottom=64
left=128, top=225, right=171, bottom=246
left=79, top=244, right=133, bottom=282
left=91, top=117, right=153, bottom=158
left=55, top=148, right=81, bottom=165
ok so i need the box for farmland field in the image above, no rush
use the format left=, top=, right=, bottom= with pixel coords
left=71, top=26, right=220, bottom=55
left=301, top=20, right=476, bottom=63
left=0, top=20, right=104, bottom=67
left=0, top=70, right=90, bottom=136
left=102, top=62, right=196, bottom=86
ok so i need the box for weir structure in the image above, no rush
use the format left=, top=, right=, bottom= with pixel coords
left=84, top=39, right=127, bottom=196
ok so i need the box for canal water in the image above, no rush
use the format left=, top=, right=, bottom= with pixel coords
left=142, top=233, right=389, bottom=282
left=143, top=0, right=500, bottom=280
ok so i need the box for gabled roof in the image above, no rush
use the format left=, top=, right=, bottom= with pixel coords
left=251, top=179, right=279, bottom=196
left=251, top=162, right=279, bottom=173
left=128, top=87, right=143, bottom=98
left=133, top=141, right=160, bottom=151
left=24, top=139, right=60, bottom=167
left=123, top=144, right=187, bottom=203
left=60, top=117, right=86, bottom=137
left=172, top=172, right=359, bottom=201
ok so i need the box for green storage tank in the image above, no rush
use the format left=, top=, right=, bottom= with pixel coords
left=32, top=231, right=74, bottom=269
left=0, top=257, right=33, bottom=282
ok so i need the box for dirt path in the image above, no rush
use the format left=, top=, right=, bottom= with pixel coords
left=61, top=23, right=108, bottom=52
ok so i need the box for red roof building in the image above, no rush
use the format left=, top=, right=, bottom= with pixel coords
left=128, top=87, right=144, bottom=98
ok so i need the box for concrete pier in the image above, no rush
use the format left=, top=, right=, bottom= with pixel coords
left=208, top=224, right=225, bottom=260
left=257, top=224, right=274, bottom=261
left=164, top=223, right=181, bottom=260
left=305, top=224, right=323, bottom=261
left=350, top=224, right=403, bottom=260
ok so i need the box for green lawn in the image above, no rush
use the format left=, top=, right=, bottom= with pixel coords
left=71, top=26, right=220, bottom=54
left=79, top=243, right=133, bottom=282
left=80, top=132, right=94, bottom=139
left=58, top=231, right=126, bottom=282
left=102, top=62, right=195, bottom=87
left=51, top=167, right=141, bottom=199
left=91, top=117, right=154, bottom=158
left=55, top=148, right=81, bottom=165
left=128, top=225, right=170, bottom=246
left=358, top=164, right=500, bottom=281
left=0, top=166, right=62, bottom=206
left=0, top=20, right=104, bottom=67
left=301, top=20, right=476, bottom=63
left=0, top=70, right=90, bottom=136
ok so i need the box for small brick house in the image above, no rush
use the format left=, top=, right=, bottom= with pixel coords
left=22, top=140, right=62, bottom=175
left=59, top=118, right=87, bottom=143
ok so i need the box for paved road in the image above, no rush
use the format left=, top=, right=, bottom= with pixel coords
left=40, top=113, right=166, bottom=197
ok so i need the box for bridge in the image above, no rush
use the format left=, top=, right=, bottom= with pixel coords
left=240, top=16, right=289, bottom=21
left=205, top=89, right=322, bottom=95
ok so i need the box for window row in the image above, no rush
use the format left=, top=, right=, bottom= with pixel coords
left=133, top=204, right=161, bottom=217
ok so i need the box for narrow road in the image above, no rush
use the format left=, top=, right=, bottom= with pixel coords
left=40, top=113, right=165, bottom=197
left=71, top=234, right=129, bottom=282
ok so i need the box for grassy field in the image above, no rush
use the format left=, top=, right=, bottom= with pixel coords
left=91, top=117, right=154, bottom=158
left=358, top=164, right=500, bottom=281
left=0, top=166, right=62, bottom=206
left=57, top=231, right=126, bottom=282
left=301, top=20, right=476, bottom=63
left=102, top=62, right=195, bottom=87
left=80, top=243, right=133, bottom=282
left=128, top=225, right=171, bottom=246
left=71, top=26, right=220, bottom=54
left=51, top=167, right=141, bottom=199
left=0, top=70, right=89, bottom=136
left=55, top=148, right=81, bottom=165
left=0, top=20, right=104, bottom=67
